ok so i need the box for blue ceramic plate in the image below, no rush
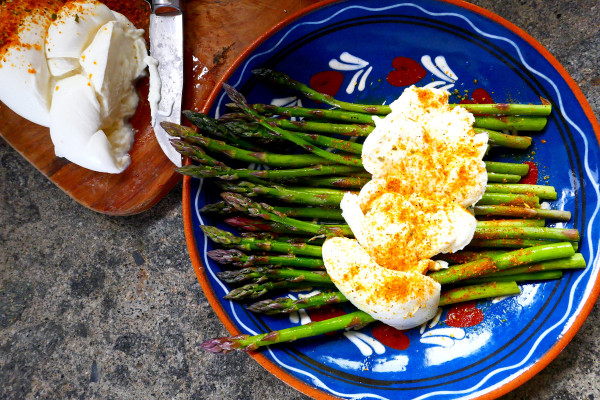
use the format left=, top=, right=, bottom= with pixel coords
left=183, top=1, right=600, bottom=399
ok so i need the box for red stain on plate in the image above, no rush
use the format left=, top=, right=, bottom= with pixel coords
left=371, top=324, right=410, bottom=350
left=471, top=88, right=494, bottom=104
left=519, top=161, right=539, bottom=184
left=307, top=305, right=346, bottom=336
left=445, top=301, right=484, bottom=328
left=309, top=71, right=344, bottom=97
left=386, top=57, right=427, bottom=87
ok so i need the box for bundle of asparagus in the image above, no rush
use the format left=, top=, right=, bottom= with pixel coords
left=163, top=69, right=584, bottom=354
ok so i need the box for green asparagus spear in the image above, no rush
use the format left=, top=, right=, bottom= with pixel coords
left=217, top=267, right=332, bottom=285
left=178, top=163, right=362, bottom=180
left=234, top=232, right=327, bottom=245
left=439, top=281, right=521, bottom=305
left=224, top=281, right=335, bottom=300
left=230, top=110, right=532, bottom=149
left=208, top=249, right=325, bottom=269
left=460, top=253, right=586, bottom=281
left=252, top=69, right=551, bottom=117
left=461, top=270, right=563, bottom=284
left=247, top=281, right=522, bottom=315
left=273, top=206, right=343, bottom=221
left=202, top=282, right=521, bottom=352
left=485, top=184, right=557, bottom=200
left=435, top=250, right=506, bottom=264
left=474, top=116, right=547, bottom=131
left=474, top=128, right=532, bottom=149
left=467, top=239, right=578, bottom=249
left=208, top=204, right=341, bottom=224
left=429, top=242, right=575, bottom=285
left=473, top=205, right=571, bottom=221
left=218, top=193, right=575, bottom=243
left=252, top=69, right=390, bottom=115
left=247, top=103, right=376, bottom=124
left=473, top=227, right=579, bottom=241
left=247, top=291, right=348, bottom=314
left=223, top=83, right=363, bottom=167
left=217, top=243, right=575, bottom=287
left=201, top=310, right=375, bottom=353
left=218, top=179, right=539, bottom=208
left=183, top=110, right=263, bottom=151
left=224, top=216, right=313, bottom=236
left=213, top=203, right=558, bottom=224
left=201, top=225, right=324, bottom=257
left=476, top=193, right=539, bottom=208
left=169, top=140, right=226, bottom=167
left=221, top=192, right=352, bottom=237
left=217, top=181, right=345, bottom=206
left=299, top=176, right=370, bottom=189
left=224, top=216, right=301, bottom=235
left=235, top=253, right=583, bottom=309
left=227, top=119, right=365, bottom=153
left=476, top=219, right=546, bottom=227
left=487, top=173, right=522, bottom=183
left=484, top=161, right=529, bottom=176
left=163, top=122, right=340, bottom=168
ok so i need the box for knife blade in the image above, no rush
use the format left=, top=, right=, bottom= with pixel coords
left=148, top=0, right=183, bottom=167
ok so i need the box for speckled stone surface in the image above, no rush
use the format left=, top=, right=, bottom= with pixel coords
left=1, top=1, right=599, bottom=399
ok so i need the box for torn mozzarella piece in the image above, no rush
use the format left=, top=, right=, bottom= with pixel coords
left=47, top=58, right=80, bottom=77
left=45, top=1, right=117, bottom=78
left=362, top=85, right=488, bottom=208
left=323, top=237, right=441, bottom=330
left=45, top=1, right=116, bottom=59
left=340, top=193, right=368, bottom=247
left=80, top=19, right=147, bottom=126
left=341, top=190, right=477, bottom=274
left=50, top=75, right=131, bottom=173
left=46, top=3, right=149, bottom=173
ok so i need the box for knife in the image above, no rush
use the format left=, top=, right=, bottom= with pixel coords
left=148, top=0, right=183, bottom=167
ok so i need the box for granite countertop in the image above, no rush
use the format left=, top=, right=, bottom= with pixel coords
left=1, top=1, right=599, bottom=399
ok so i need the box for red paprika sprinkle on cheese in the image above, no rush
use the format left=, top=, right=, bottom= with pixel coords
left=0, top=0, right=149, bottom=66
left=0, top=1, right=62, bottom=62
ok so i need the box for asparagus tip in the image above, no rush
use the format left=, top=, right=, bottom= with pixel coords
left=207, top=249, right=244, bottom=264
left=251, top=68, right=269, bottom=78
left=247, top=298, right=285, bottom=314
left=224, top=283, right=268, bottom=300
left=182, top=109, right=196, bottom=119
left=200, top=335, right=248, bottom=354
left=221, top=192, right=264, bottom=216
left=223, top=83, right=249, bottom=109
left=200, top=225, right=240, bottom=245
left=160, top=121, right=188, bottom=137
left=217, top=267, right=263, bottom=284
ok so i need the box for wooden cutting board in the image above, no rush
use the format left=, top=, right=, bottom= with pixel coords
left=0, top=0, right=321, bottom=216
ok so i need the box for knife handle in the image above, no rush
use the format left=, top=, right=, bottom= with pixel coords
left=152, top=0, right=182, bottom=13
